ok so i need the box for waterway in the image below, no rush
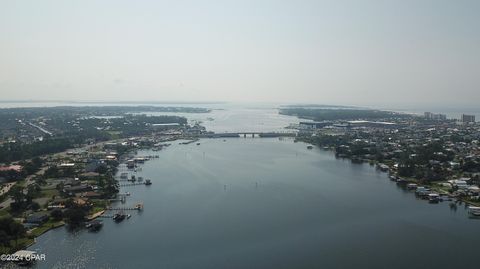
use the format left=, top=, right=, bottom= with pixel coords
left=27, top=138, right=480, bottom=269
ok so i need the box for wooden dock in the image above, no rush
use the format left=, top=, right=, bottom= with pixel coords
left=119, top=182, right=149, bottom=187
left=107, top=203, right=144, bottom=211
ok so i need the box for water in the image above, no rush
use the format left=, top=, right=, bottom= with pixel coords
left=0, top=102, right=304, bottom=133
left=132, top=103, right=301, bottom=133
left=28, top=138, right=479, bottom=269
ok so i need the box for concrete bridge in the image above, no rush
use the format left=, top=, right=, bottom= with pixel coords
left=203, top=132, right=297, bottom=138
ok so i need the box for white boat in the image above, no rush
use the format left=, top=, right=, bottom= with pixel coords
left=468, top=206, right=480, bottom=216
left=407, top=183, right=418, bottom=190
left=428, top=193, right=440, bottom=203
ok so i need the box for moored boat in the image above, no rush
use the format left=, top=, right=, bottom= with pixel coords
left=86, top=220, right=103, bottom=231
left=468, top=206, right=480, bottom=217
left=113, top=211, right=126, bottom=222
left=428, top=193, right=440, bottom=203
left=407, top=183, right=418, bottom=190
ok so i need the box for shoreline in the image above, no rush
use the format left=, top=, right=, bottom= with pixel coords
left=300, top=139, right=480, bottom=208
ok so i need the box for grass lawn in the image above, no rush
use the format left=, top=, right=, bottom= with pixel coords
left=40, top=188, right=59, bottom=198
left=0, top=207, right=11, bottom=217
left=30, top=220, right=65, bottom=237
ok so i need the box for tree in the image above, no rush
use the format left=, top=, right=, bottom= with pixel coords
left=30, top=202, right=40, bottom=211
left=9, top=185, right=25, bottom=210
left=64, top=208, right=86, bottom=226
left=44, top=166, right=60, bottom=178
left=95, top=165, right=108, bottom=175
left=50, top=209, right=63, bottom=221
left=0, top=230, right=9, bottom=253
left=8, top=221, right=26, bottom=247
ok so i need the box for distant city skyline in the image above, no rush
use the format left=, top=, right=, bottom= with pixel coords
left=1, top=0, right=479, bottom=106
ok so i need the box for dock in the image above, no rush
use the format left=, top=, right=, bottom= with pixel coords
left=107, top=203, right=144, bottom=211
left=119, top=182, right=151, bottom=187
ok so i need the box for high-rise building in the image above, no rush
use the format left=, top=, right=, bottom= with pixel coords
left=424, top=112, right=447, bottom=120
left=462, top=114, right=475, bottom=123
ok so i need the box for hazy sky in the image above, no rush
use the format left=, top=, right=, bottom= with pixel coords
left=1, top=0, right=479, bottom=106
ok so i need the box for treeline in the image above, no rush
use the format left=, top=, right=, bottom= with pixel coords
left=280, top=108, right=412, bottom=121
left=0, top=137, right=83, bottom=163
left=0, top=217, right=26, bottom=253
left=0, top=105, right=210, bottom=118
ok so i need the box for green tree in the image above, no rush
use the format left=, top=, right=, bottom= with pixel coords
left=50, top=209, right=63, bottom=221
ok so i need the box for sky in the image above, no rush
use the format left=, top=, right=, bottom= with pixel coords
left=0, top=0, right=479, bottom=107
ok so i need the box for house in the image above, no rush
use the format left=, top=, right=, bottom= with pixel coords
left=25, top=211, right=49, bottom=224
left=62, top=178, right=81, bottom=186
left=0, top=165, right=22, bottom=172
left=64, top=184, right=92, bottom=193
left=73, top=197, right=88, bottom=206
left=449, top=179, right=469, bottom=189
left=82, top=191, right=102, bottom=199
left=58, top=163, right=75, bottom=168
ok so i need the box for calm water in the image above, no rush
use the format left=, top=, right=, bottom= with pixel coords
left=133, top=103, right=301, bottom=133
left=0, top=102, right=303, bottom=133
left=28, top=138, right=479, bottom=269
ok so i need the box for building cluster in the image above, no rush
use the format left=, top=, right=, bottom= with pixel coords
left=424, top=112, right=447, bottom=121
left=299, top=115, right=480, bottom=204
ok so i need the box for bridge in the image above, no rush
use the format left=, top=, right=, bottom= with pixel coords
left=202, top=131, right=297, bottom=138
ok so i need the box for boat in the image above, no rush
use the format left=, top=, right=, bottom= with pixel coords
left=135, top=203, right=144, bottom=210
left=428, top=193, right=440, bottom=203
left=145, top=179, right=152, bottom=185
left=415, top=186, right=430, bottom=196
left=113, top=211, right=126, bottom=222
left=85, top=220, right=103, bottom=231
left=407, top=183, right=418, bottom=190
left=468, top=206, right=480, bottom=217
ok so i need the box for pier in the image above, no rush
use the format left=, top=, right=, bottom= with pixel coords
left=107, top=203, right=144, bottom=211
left=119, top=182, right=151, bottom=187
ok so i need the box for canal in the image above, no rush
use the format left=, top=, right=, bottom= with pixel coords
left=28, top=138, right=480, bottom=269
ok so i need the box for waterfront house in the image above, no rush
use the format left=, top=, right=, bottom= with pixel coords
left=449, top=179, right=469, bottom=189
left=25, top=211, right=49, bottom=224
left=64, top=184, right=92, bottom=194
left=81, top=191, right=102, bottom=199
